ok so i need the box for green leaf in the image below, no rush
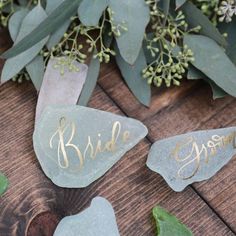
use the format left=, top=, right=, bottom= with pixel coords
left=8, top=8, right=45, bottom=90
left=109, top=0, right=150, bottom=65
left=46, top=0, right=71, bottom=49
left=175, top=0, right=186, bottom=9
left=187, top=65, right=203, bottom=80
left=143, top=33, right=158, bottom=64
left=78, top=55, right=100, bottom=106
left=46, top=0, right=65, bottom=13
left=158, top=0, right=170, bottom=24
left=187, top=66, right=227, bottom=99
left=1, top=3, right=20, bottom=13
left=46, top=21, right=70, bottom=49
left=18, top=0, right=28, bottom=6
left=26, top=55, right=45, bottom=91
left=8, top=8, right=29, bottom=42
left=144, top=33, right=180, bottom=64
left=219, top=19, right=236, bottom=65
left=104, top=33, right=113, bottom=48
left=1, top=0, right=81, bottom=59
left=208, top=80, right=227, bottom=99
left=184, top=34, right=236, bottom=97
left=1, top=4, right=48, bottom=83
left=78, top=0, right=109, bottom=26
left=115, top=44, right=151, bottom=106
left=163, top=0, right=170, bottom=16
left=0, top=172, right=8, bottom=196
left=181, top=1, right=227, bottom=47
left=153, top=206, right=193, bottom=236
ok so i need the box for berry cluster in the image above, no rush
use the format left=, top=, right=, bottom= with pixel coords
left=143, top=0, right=199, bottom=87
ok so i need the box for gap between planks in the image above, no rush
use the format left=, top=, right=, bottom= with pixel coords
left=97, top=79, right=236, bottom=235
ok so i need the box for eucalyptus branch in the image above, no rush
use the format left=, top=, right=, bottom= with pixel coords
left=143, top=0, right=198, bottom=87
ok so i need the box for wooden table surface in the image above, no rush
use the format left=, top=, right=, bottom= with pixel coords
left=0, top=29, right=236, bottom=236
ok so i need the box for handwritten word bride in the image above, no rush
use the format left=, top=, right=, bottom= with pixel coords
left=49, top=117, right=130, bottom=170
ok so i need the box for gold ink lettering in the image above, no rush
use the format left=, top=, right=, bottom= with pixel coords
left=49, top=119, right=130, bottom=170
left=50, top=117, right=84, bottom=170
left=172, top=131, right=236, bottom=180
left=173, top=137, right=207, bottom=180
left=122, top=131, right=130, bottom=142
left=83, top=136, right=95, bottom=160
left=104, top=121, right=121, bottom=152
left=94, top=134, right=103, bottom=158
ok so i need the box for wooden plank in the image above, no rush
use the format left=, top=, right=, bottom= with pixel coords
left=99, top=64, right=200, bottom=121
left=0, top=79, right=234, bottom=236
left=99, top=71, right=236, bottom=232
left=0, top=28, right=11, bottom=52
left=0, top=30, right=234, bottom=235
left=142, top=85, right=236, bottom=231
left=193, top=100, right=236, bottom=231
left=145, top=85, right=234, bottom=141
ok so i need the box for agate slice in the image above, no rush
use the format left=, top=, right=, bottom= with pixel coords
left=147, top=127, right=236, bottom=191
left=53, top=197, right=120, bottom=236
left=33, top=105, right=148, bottom=187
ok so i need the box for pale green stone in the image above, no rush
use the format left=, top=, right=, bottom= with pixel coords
left=147, top=127, right=236, bottom=192
left=54, top=197, right=120, bottom=236
left=33, top=105, right=147, bottom=188
left=35, top=58, right=88, bottom=122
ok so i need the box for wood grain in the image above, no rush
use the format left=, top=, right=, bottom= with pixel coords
left=0, top=80, right=234, bottom=235
left=0, top=29, right=235, bottom=236
left=99, top=65, right=200, bottom=121
left=99, top=69, right=236, bottom=233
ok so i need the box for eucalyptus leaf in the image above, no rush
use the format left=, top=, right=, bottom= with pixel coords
left=8, top=8, right=29, bottom=41
left=1, top=3, right=20, bottom=13
left=187, top=66, right=227, bottom=99
left=46, top=0, right=70, bottom=49
left=78, top=55, right=100, bottom=106
left=78, top=0, right=109, bottom=26
left=181, top=1, right=227, bottom=47
left=144, top=33, right=180, bottom=64
left=158, top=0, right=170, bottom=24
left=104, top=33, right=113, bottom=48
left=208, top=80, right=227, bottom=99
left=219, top=18, right=236, bottom=65
left=143, top=33, right=158, bottom=64
left=153, top=206, right=193, bottom=236
left=46, top=21, right=70, bottom=49
left=162, top=0, right=170, bottom=16
left=18, top=0, right=27, bottom=6
left=0, top=172, right=8, bottom=196
left=109, top=0, right=150, bottom=65
left=115, top=44, right=151, bottom=106
left=1, top=4, right=48, bottom=83
left=26, top=55, right=45, bottom=91
left=1, top=0, right=82, bottom=59
left=184, top=35, right=236, bottom=97
left=175, top=0, right=186, bottom=9
left=46, top=0, right=65, bottom=13
left=187, top=65, right=203, bottom=80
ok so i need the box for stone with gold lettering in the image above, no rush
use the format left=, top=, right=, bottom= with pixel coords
left=53, top=197, right=120, bottom=236
left=33, top=105, right=148, bottom=188
left=147, top=127, right=236, bottom=192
